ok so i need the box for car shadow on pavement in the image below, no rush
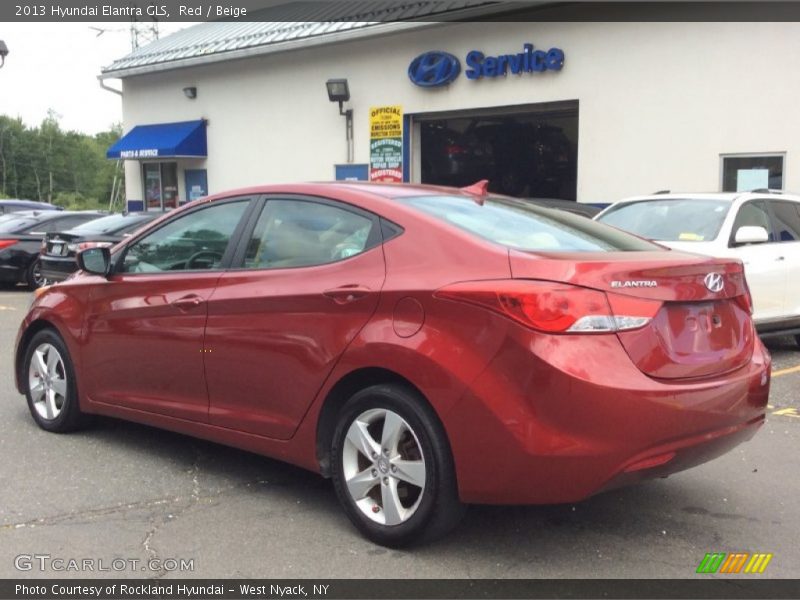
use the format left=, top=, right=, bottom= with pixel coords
left=69, top=415, right=745, bottom=557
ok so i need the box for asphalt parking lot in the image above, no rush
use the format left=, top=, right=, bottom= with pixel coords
left=0, top=287, right=797, bottom=579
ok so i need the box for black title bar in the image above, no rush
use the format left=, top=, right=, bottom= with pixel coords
left=4, top=1, right=800, bottom=23
left=4, top=579, right=800, bottom=600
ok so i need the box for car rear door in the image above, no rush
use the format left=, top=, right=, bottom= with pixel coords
left=203, top=196, right=386, bottom=440
left=726, top=199, right=786, bottom=323
left=766, top=199, right=800, bottom=323
left=81, top=198, right=255, bottom=421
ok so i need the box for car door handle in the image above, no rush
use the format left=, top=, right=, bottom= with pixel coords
left=323, top=285, right=371, bottom=304
left=775, top=256, right=785, bottom=261
left=171, top=294, right=205, bottom=310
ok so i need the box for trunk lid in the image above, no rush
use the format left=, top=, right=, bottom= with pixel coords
left=509, top=249, right=754, bottom=380
left=44, top=231, right=81, bottom=257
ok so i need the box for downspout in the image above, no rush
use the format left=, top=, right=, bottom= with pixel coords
left=98, top=76, right=123, bottom=210
left=97, top=75, right=122, bottom=96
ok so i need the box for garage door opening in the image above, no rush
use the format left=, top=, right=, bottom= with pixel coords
left=416, top=101, right=578, bottom=200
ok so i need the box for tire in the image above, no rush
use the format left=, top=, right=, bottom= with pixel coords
left=498, top=169, right=526, bottom=197
left=26, top=259, right=44, bottom=290
left=330, top=384, right=465, bottom=547
left=22, top=329, right=89, bottom=433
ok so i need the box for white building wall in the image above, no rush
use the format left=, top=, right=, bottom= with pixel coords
left=119, top=21, right=800, bottom=203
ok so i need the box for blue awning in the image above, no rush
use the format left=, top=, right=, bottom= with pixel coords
left=107, top=120, right=207, bottom=160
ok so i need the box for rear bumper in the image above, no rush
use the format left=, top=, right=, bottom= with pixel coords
left=40, top=256, right=77, bottom=282
left=444, top=331, right=771, bottom=505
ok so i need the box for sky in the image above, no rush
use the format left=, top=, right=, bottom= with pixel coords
left=0, top=22, right=188, bottom=134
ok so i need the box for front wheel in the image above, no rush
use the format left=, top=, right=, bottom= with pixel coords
left=23, top=329, right=89, bottom=432
left=331, top=384, right=465, bottom=547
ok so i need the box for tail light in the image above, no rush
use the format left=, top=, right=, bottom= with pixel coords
left=735, top=278, right=754, bottom=315
left=445, top=144, right=467, bottom=156
left=434, top=280, right=660, bottom=334
left=0, top=240, right=18, bottom=251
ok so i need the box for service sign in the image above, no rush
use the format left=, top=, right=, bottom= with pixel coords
left=369, top=106, right=403, bottom=183
left=408, top=44, right=565, bottom=87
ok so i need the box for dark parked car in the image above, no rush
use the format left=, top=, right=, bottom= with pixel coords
left=16, top=182, right=769, bottom=546
left=526, top=198, right=602, bottom=218
left=0, top=210, right=105, bottom=288
left=0, top=199, right=63, bottom=215
left=40, top=212, right=164, bottom=283
left=420, top=123, right=492, bottom=187
left=465, top=119, right=575, bottom=197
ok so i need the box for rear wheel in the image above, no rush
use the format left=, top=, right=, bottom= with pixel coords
left=331, top=384, right=465, bottom=547
left=23, top=329, right=89, bottom=432
left=26, top=259, right=44, bottom=289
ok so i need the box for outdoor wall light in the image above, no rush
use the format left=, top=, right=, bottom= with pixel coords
left=326, top=78, right=350, bottom=112
left=183, top=86, right=197, bottom=99
left=326, top=78, right=353, bottom=163
left=0, top=40, right=9, bottom=69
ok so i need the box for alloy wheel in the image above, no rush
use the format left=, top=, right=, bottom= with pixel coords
left=27, top=343, right=68, bottom=421
left=341, top=408, right=427, bottom=526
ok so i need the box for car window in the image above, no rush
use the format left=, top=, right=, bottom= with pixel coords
left=731, top=200, right=774, bottom=244
left=118, top=217, right=157, bottom=236
left=243, top=199, right=376, bottom=269
left=25, top=214, right=99, bottom=234
left=769, top=200, right=800, bottom=242
left=69, top=214, right=136, bottom=235
left=121, top=201, right=248, bottom=273
left=399, top=194, right=659, bottom=252
left=597, top=198, right=731, bottom=242
left=0, top=216, right=35, bottom=232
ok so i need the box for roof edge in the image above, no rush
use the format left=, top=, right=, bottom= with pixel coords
left=99, top=1, right=522, bottom=80
left=101, top=21, right=433, bottom=79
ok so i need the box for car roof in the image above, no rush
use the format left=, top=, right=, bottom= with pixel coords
left=18, top=210, right=104, bottom=219
left=614, top=191, right=800, bottom=204
left=0, top=199, right=58, bottom=206
left=201, top=181, right=486, bottom=203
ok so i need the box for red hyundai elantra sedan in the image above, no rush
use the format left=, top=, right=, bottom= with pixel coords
left=14, top=182, right=771, bottom=546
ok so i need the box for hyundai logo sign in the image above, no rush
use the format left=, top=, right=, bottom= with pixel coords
left=408, top=51, right=461, bottom=87
left=408, top=44, right=565, bottom=87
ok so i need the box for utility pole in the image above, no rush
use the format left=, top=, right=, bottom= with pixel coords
left=130, top=17, right=159, bottom=50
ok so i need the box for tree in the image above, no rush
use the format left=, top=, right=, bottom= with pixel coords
left=0, top=112, right=123, bottom=210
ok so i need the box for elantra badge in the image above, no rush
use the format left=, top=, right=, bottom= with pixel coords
left=704, top=273, right=725, bottom=293
left=611, top=280, right=658, bottom=288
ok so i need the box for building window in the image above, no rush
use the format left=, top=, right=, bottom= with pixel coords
left=721, top=153, right=784, bottom=192
left=142, top=162, right=179, bottom=211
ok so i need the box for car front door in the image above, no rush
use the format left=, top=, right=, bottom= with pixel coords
left=727, top=199, right=786, bottom=323
left=81, top=198, right=254, bottom=421
left=204, top=196, right=387, bottom=439
left=767, top=199, right=800, bottom=323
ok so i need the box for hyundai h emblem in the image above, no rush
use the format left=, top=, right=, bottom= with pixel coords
left=704, top=272, right=725, bottom=293
left=408, top=51, right=461, bottom=87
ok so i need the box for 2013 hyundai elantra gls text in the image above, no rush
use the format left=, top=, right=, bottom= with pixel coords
left=15, top=182, right=771, bottom=546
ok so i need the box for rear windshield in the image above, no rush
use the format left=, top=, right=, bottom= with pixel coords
left=0, top=216, right=36, bottom=232
left=69, top=214, right=150, bottom=235
left=597, top=198, right=731, bottom=242
left=397, top=195, right=659, bottom=252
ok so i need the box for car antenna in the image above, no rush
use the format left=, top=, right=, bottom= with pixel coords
left=460, top=180, right=490, bottom=205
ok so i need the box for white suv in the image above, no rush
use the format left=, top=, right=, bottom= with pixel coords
left=595, top=191, right=800, bottom=344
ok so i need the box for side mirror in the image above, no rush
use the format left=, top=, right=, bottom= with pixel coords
left=734, top=225, right=769, bottom=245
left=77, top=246, right=111, bottom=276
